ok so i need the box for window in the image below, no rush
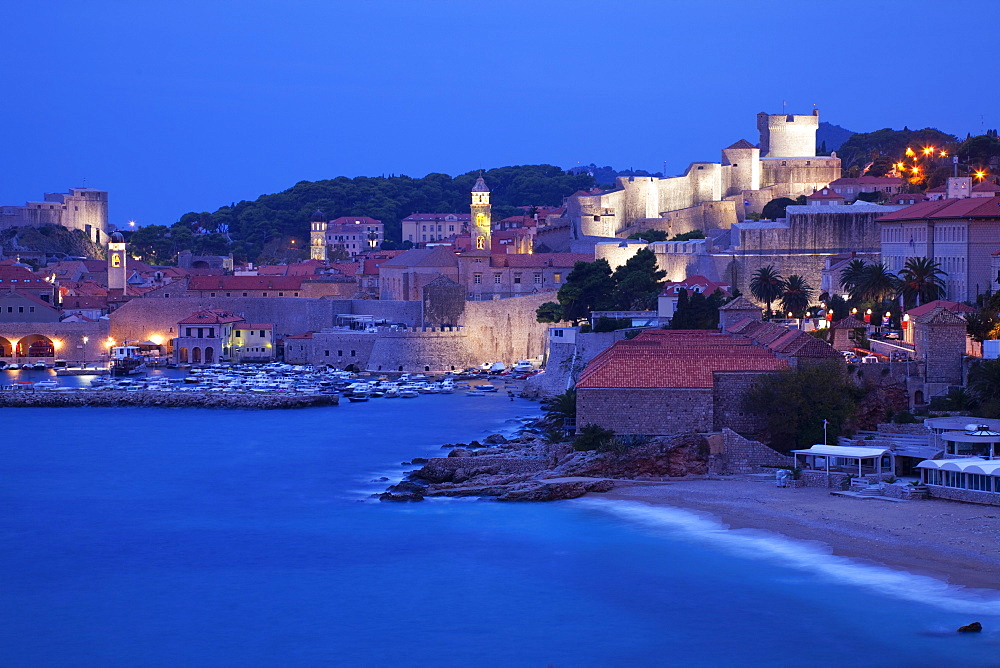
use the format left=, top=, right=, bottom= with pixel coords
left=259, top=330, right=265, bottom=337
left=294, top=292, right=299, bottom=297
left=226, top=292, right=231, bottom=297
left=338, top=350, right=343, bottom=356
left=208, top=328, right=215, bottom=338
left=513, top=273, right=522, bottom=284
left=235, top=330, right=241, bottom=338
left=29, top=307, right=35, bottom=312
left=474, top=274, right=482, bottom=284
left=164, top=294, right=169, bottom=298
left=533, top=273, right=542, bottom=284
left=186, top=328, right=192, bottom=336
left=325, top=350, right=330, bottom=356
left=494, top=274, right=502, bottom=284
left=242, top=293, right=248, bottom=297
left=262, top=292, right=267, bottom=297
left=554, top=273, right=562, bottom=284
left=18, top=306, right=23, bottom=313
left=553, top=329, right=563, bottom=337
left=197, top=328, right=203, bottom=338
left=210, top=292, right=216, bottom=297
left=278, top=292, right=284, bottom=297
left=350, top=350, right=356, bottom=356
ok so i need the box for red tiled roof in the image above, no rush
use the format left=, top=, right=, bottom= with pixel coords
left=188, top=276, right=304, bottom=290
left=830, top=176, right=905, bottom=186
left=177, top=309, right=245, bottom=325
left=806, top=188, right=846, bottom=200
left=492, top=253, right=591, bottom=268
left=0, top=290, right=60, bottom=310
left=233, top=323, right=274, bottom=330
left=660, top=275, right=731, bottom=297
left=286, top=332, right=314, bottom=339
left=973, top=179, right=1000, bottom=193
left=877, top=196, right=1000, bottom=221
left=905, top=300, right=976, bottom=318
left=577, top=330, right=789, bottom=389
left=0, top=266, right=48, bottom=283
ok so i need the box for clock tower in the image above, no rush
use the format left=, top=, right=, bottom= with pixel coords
left=108, top=231, right=127, bottom=293
left=470, top=175, right=491, bottom=252
left=310, top=209, right=328, bottom=261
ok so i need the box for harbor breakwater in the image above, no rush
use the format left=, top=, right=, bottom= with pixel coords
left=0, top=390, right=338, bottom=409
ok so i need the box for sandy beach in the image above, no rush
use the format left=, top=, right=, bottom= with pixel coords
left=596, top=478, right=1000, bottom=592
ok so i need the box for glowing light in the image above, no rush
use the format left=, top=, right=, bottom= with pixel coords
left=128, top=220, right=136, bottom=228
left=922, top=147, right=934, bottom=156
left=905, top=147, right=915, bottom=157
left=106, top=338, right=116, bottom=347
left=82, top=337, right=89, bottom=344
left=149, top=335, right=164, bottom=345
left=911, top=166, right=920, bottom=174
left=974, top=170, right=987, bottom=180
left=52, top=339, right=62, bottom=350
left=896, top=162, right=906, bottom=171
left=939, top=150, right=948, bottom=157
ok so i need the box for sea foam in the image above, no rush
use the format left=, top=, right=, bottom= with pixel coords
left=575, top=498, right=1000, bottom=615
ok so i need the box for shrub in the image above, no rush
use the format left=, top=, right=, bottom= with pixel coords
left=841, top=473, right=857, bottom=491
left=573, top=424, right=615, bottom=451
left=892, top=410, right=918, bottom=424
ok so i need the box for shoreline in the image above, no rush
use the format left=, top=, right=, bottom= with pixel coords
left=0, top=389, right=338, bottom=409
left=592, top=479, right=1000, bottom=593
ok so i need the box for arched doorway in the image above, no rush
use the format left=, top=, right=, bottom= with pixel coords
left=178, top=347, right=189, bottom=363
left=914, top=390, right=925, bottom=405
left=192, top=347, right=202, bottom=363
left=204, top=347, right=214, bottom=363
left=0, top=336, right=12, bottom=357
left=16, top=334, right=55, bottom=357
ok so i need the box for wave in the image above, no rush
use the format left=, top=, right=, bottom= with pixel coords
left=574, top=498, right=1000, bottom=615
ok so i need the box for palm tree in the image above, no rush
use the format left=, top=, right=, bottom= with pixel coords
left=968, top=359, right=1000, bottom=405
left=779, top=275, right=813, bottom=317
left=839, top=259, right=868, bottom=296
left=854, top=262, right=899, bottom=303
left=899, top=257, right=947, bottom=308
left=749, top=265, right=786, bottom=316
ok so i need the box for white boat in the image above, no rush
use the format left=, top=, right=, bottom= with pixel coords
left=32, top=361, right=48, bottom=370
left=465, top=389, right=485, bottom=396
left=33, top=380, right=59, bottom=389
left=399, top=389, right=419, bottom=398
left=479, top=384, right=498, bottom=392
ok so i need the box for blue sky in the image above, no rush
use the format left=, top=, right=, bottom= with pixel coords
left=2, top=0, right=996, bottom=227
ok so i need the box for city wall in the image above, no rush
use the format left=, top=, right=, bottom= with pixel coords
left=0, top=320, right=109, bottom=363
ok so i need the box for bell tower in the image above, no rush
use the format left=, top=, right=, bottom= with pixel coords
left=470, top=175, right=491, bottom=251
left=310, top=209, right=328, bottom=261
left=108, top=231, right=127, bottom=293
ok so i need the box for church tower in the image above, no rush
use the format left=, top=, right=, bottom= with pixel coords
left=310, top=209, right=328, bottom=261
left=107, top=231, right=127, bottom=293
left=470, top=175, right=491, bottom=251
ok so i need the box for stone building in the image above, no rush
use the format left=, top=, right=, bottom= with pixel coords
left=878, top=195, right=1000, bottom=302
left=0, top=187, right=108, bottom=244
left=401, top=213, right=470, bottom=245
left=575, top=319, right=839, bottom=436
left=173, top=309, right=249, bottom=364
left=911, top=306, right=967, bottom=386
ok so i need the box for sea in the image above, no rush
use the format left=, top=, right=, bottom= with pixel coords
left=2, top=382, right=1000, bottom=667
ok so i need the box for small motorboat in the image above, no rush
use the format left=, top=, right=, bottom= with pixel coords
left=465, top=389, right=485, bottom=397
left=32, top=361, right=48, bottom=370
left=479, top=384, right=498, bottom=392
left=347, top=392, right=370, bottom=402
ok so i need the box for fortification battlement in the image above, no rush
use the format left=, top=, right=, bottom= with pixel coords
left=756, top=110, right=819, bottom=159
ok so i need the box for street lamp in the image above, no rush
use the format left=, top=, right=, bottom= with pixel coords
left=82, top=336, right=89, bottom=369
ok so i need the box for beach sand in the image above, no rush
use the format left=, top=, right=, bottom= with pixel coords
left=595, top=478, right=1000, bottom=591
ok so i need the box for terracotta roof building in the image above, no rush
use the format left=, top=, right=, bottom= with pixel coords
left=575, top=320, right=838, bottom=436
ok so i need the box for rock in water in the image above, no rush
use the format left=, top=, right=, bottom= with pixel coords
left=957, top=622, right=982, bottom=633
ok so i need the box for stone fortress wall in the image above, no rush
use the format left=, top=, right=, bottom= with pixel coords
left=567, top=110, right=840, bottom=240
left=0, top=188, right=109, bottom=245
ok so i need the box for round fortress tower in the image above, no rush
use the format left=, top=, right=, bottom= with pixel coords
left=756, top=109, right=819, bottom=158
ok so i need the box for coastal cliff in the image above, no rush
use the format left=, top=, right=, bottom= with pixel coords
left=381, top=432, right=710, bottom=502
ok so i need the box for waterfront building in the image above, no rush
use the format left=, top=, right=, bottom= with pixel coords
left=0, top=187, right=108, bottom=244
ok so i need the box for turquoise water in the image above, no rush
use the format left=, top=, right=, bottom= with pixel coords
left=2, top=398, right=1000, bottom=667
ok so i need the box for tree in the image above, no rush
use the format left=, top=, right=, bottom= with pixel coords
left=853, top=262, right=899, bottom=303
left=669, top=229, right=706, bottom=241
left=761, top=197, right=798, bottom=221
left=611, top=248, right=666, bottom=310
left=779, top=275, right=813, bottom=317
left=749, top=265, right=785, bottom=316
left=555, top=259, right=615, bottom=324
left=626, top=229, right=668, bottom=242
left=742, top=362, right=861, bottom=453
left=968, top=359, right=1000, bottom=418
left=670, top=288, right=727, bottom=330
left=535, top=301, right=564, bottom=323
left=898, top=257, right=947, bottom=308
left=839, top=259, right=868, bottom=296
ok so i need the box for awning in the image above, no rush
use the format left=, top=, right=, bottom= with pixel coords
left=917, top=458, right=1000, bottom=476
left=792, top=445, right=891, bottom=458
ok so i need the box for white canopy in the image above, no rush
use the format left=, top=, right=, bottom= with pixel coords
left=792, top=445, right=890, bottom=459
left=917, top=458, right=1000, bottom=476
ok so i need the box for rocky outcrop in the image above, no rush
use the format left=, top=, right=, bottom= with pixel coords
left=381, top=432, right=711, bottom=502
